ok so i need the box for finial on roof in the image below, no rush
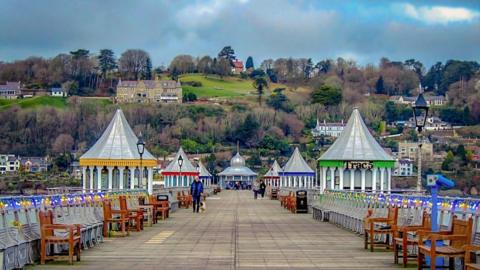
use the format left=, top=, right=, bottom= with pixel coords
left=237, top=141, right=239, bottom=154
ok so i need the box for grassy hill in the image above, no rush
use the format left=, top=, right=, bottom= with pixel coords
left=0, top=96, right=68, bottom=111
left=0, top=96, right=112, bottom=111
left=180, top=74, right=287, bottom=98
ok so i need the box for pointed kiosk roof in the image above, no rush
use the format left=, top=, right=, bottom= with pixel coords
left=319, top=108, right=394, bottom=161
left=264, top=160, right=282, bottom=178
left=198, top=160, right=212, bottom=179
left=80, top=109, right=156, bottom=167
left=162, top=147, right=199, bottom=176
left=218, top=151, right=257, bottom=177
left=281, top=147, right=315, bottom=176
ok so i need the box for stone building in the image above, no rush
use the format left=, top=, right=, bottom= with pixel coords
left=398, top=141, right=433, bottom=161
left=116, top=79, right=182, bottom=104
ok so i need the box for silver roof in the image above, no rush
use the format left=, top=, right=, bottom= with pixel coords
left=163, top=147, right=198, bottom=173
left=319, top=108, right=394, bottom=161
left=198, top=160, right=212, bottom=178
left=264, top=160, right=282, bottom=177
left=80, top=109, right=155, bottom=160
left=283, top=147, right=314, bottom=173
left=218, top=166, right=257, bottom=176
left=218, top=151, right=257, bottom=176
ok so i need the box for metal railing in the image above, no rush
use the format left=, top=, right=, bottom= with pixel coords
left=313, top=190, right=480, bottom=235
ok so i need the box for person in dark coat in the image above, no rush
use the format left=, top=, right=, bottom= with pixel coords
left=259, top=180, right=266, bottom=199
left=190, top=176, right=204, bottom=213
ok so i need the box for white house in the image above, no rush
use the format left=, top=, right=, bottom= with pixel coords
left=406, top=116, right=451, bottom=131
left=0, top=154, right=20, bottom=174
left=311, top=119, right=345, bottom=138
left=51, top=87, right=67, bottom=97
left=393, top=159, right=414, bottom=177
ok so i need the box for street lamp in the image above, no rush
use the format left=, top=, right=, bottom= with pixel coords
left=136, top=134, right=145, bottom=189
left=178, top=155, right=183, bottom=187
left=412, top=92, right=429, bottom=192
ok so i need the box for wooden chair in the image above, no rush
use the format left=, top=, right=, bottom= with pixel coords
left=364, top=206, right=399, bottom=252
left=270, top=188, right=278, bottom=200
left=39, top=210, right=81, bottom=265
left=288, top=193, right=296, bottom=213
left=465, top=243, right=480, bottom=270
left=183, top=191, right=192, bottom=208
left=119, top=196, right=143, bottom=232
left=418, top=216, right=473, bottom=270
left=102, top=200, right=129, bottom=237
left=177, top=192, right=187, bottom=208
left=157, top=201, right=169, bottom=220
left=393, top=211, right=431, bottom=267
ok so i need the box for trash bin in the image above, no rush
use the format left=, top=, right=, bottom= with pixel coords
left=296, top=190, right=308, bottom=213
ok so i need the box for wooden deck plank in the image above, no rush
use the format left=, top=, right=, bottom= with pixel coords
left=29, top=190, right=404, bottom=269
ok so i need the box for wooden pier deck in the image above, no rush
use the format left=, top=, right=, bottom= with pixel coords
left=31, top=190, right=402, bottom=269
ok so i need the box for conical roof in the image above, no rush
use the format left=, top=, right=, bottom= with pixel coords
left=282, top=147, right=314, bottom=174
left=198, top=160, right=212, bottom=178
left=264, top=160, right=282, bottom=177
left=163, top=147, right=198, bottom=173
left=80, top=109, right=155, bottom=161
left=319, top=108, right=394, bottom=161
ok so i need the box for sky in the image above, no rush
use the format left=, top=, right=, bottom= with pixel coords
left=0, top=0, right=479, bottom=68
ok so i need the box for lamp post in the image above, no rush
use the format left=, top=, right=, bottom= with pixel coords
left=412, top=92, right=429, bottom=192
left=136, top=134, right=145, bottom=190
left=178, top=155, right=183, bottom=187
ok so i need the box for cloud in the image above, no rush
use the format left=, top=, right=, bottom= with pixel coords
left=402, top=3, right=479, bottom=24
left=0, top=0, right=478, bottom=67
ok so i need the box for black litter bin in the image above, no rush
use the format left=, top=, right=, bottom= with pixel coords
left=296, top=190, right=308, bottom=213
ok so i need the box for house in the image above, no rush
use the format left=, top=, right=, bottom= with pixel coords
left=20, top=157, right=50, bottom=173
left=51, top=87, right=67, bottom=97
left=398, top=141, right=433, bottom=161
left=0, top=82, right=21, bottom=99
left=0, top=154, right=20, bottom=174
left=393, top=159, right=414, bottom=177
left=406, top=116, right=452, bottom=131
left=311, top=119, right=345, bottom=138
left=389, top=95, right=446, bottom=106
left=116, top=79, right=182, bottom=104
left=232, top=59, right=244, bottom=74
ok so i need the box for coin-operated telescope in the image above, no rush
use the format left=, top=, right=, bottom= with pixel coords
left=426, top=174, right=455, bottom=232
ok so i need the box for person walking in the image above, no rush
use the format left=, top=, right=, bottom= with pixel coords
left=190, top=176, right=204, bottom=213
left=259, top=180, right=266, bottom=199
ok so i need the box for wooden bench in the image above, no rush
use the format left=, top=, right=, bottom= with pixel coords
left=102, top=200, right=129, bottom=237
left=119, top=196, right=143, bottom=232
left=418, top=216, right=473, bottom=270
left=364, top=206, right=398, bottom=252
left=39, top=210, right=81, bottom=265
left=393, top=211, right=431, bottom=267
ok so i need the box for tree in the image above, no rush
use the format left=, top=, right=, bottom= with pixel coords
left=198, top=56, right=213, bottom=76
left=245, top=56, right=254, bottom=70
left=442, top=151, right=455, bottom=171
left=304, top=58, right=313, bottom=79
left=375, top=76, right=385, bottom=94
left=143, top=57, right=152, bottom=79
left=119, top=49, right=150, bottom=80
left=311, top=85, right=342, bottom=106
left=169, top=55, right=195, bottom=74
left=98, top=49, right=117, bottom=78
left=52, top=133, right=74, bottom=154
left=218, top=46, right=236, bottom=64
left=234, top=114, right=260, bottom=146
left=384, top=101, right=397, bottom=123
left=183, top=92, right=197, bottom=102
left=213, top=57, right=231, bottom=78
left=253, top=76, right=268, bottom=105
left=316, top=59, right=332, bottom=74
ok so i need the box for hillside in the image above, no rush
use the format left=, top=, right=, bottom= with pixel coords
left=179, top=74, right=288, bottom=98
left=0, top=96, right=112, bottom=111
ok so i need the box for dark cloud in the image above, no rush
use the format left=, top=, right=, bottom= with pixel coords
left=0, top=0, right=478, bottom=67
